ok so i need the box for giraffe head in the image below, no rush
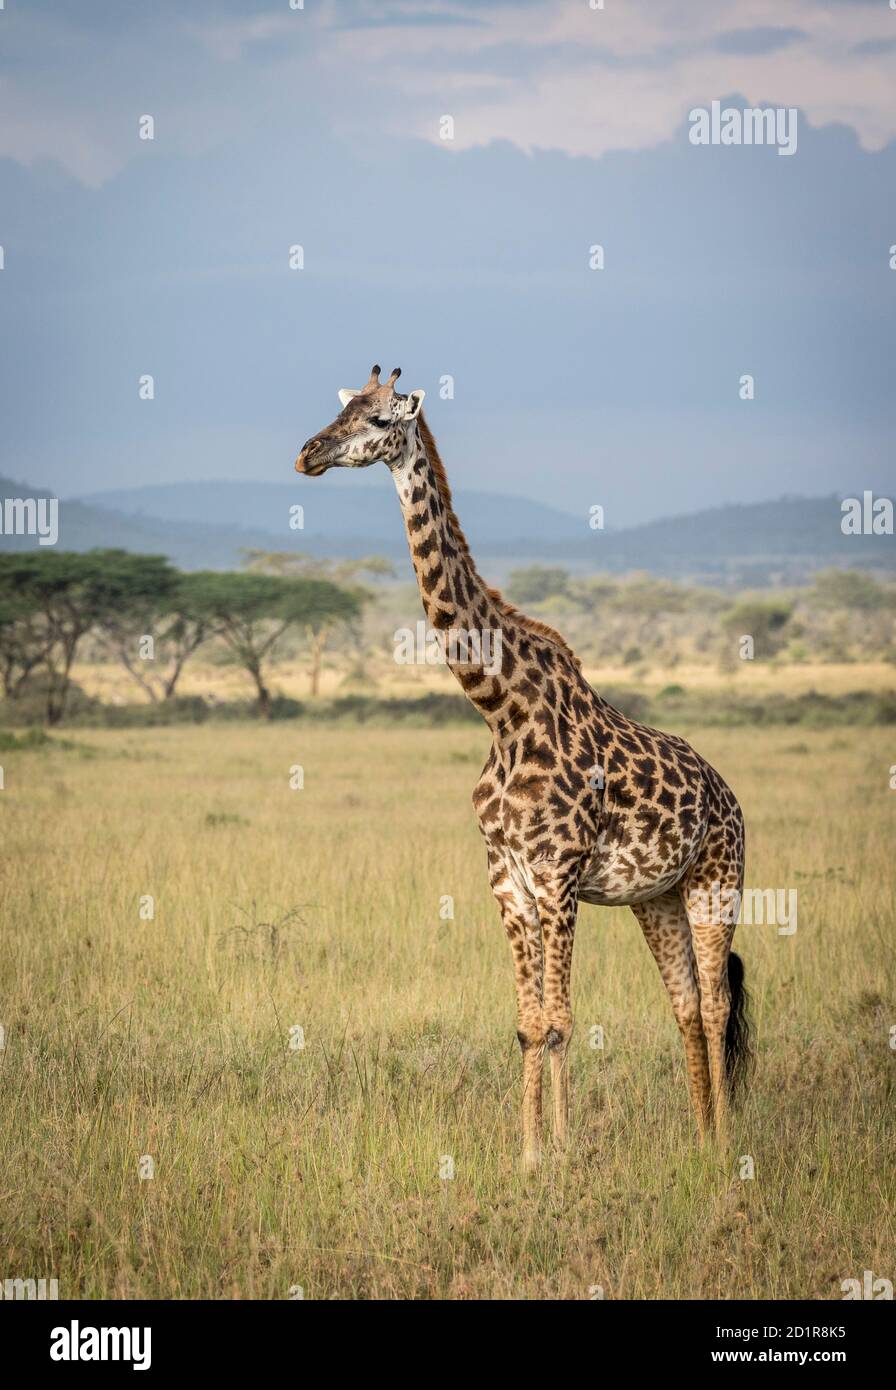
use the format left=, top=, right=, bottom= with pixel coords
left=295, top=364, right=425, bottom=476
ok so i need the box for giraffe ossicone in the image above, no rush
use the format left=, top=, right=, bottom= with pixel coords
left=296, top=365, right=752, bottom=1168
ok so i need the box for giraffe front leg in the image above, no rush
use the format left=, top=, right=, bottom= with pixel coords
left=487, top=849, right=545, bottom=1172
left=518, top=1029, right=545, bottom=1175
left=531, top=861, right=582, bottom=1154
left=548, top=1026, right=572, bottom=1152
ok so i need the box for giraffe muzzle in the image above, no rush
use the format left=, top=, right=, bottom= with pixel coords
left=295, top=438, right=331, bottom=476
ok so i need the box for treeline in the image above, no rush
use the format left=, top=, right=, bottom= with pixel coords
left=504, top=566, right=896, bottom=668
left=0, top=550, right=360, bottom=723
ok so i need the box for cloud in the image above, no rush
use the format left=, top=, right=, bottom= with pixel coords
left=713, top=28, right=808, bottom=56
left=2, top=0, right=896, bottom=187
left=852, top=37, right=896, bottom=57
left=1, top=96, right=893, bottom=523
left=0, top=0, right=894, bottom=525
left=333, top=7, right=487, bottom=31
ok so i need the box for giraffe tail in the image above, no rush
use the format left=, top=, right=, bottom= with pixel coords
left=725, top=950, right=753, bottom=1103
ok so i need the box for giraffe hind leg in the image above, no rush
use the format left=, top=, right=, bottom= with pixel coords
left=682, top=866, right=745, bottom=1147
left=680, top=772, right=750, bottom=1146
left=631, top=889, right=711, bottom=1139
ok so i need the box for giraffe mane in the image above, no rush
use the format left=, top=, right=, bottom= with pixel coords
left=416, top=412, right=582, bottom=669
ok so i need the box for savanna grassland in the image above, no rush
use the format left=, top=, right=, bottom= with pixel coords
left=1, top=712, right=894, bottom=1300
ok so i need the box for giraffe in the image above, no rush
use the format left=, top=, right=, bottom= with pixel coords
left=296, top=365, right=752, bottom=1171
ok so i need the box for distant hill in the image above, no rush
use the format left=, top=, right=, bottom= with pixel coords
left=77, top=478, right=585, bottom=554
left=1, top=475, right=892, bottom=584
left=0, top=476, right=303, bottom=572
left=581, top=495, right=895, bottom=585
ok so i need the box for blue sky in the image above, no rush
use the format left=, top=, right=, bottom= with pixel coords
left=1, top=0, right=894, bottom=526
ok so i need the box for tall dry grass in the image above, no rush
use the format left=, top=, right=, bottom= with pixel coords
left=0, top=721, right=893, bottom=1298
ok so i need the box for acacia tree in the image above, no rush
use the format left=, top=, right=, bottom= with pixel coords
left=90, top=552, right=177, bottom=699
left=242, top=550, right=391, bottom=696
left=153, top=572, right=223, bottom=699
left=193, top=570, right=360, bottom=716
left=0, top=585, right=51, bottom=699
left=97, top=565, right=219, bottom=701
left=0, top=551, right=137, bottom=722
left=0, top=549, right=210, bottom=722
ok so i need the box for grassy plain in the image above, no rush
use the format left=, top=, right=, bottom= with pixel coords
left=1, top=685, right=894, bottom=1300
left=72, top=655, right=896, bottom=707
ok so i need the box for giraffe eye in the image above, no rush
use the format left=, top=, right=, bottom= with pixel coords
left=372, top=416, right=392, bottom=429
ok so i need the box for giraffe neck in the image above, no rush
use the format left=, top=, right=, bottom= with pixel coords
left=390, top=418, right=524, bottom=733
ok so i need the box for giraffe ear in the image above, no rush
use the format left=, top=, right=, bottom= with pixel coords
left=403, top=389, right=425, bottom=420
left=338, top=388, right=361, bottom=409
